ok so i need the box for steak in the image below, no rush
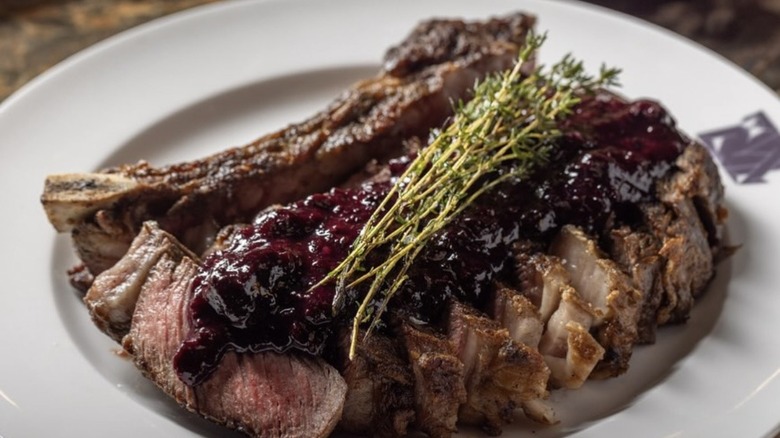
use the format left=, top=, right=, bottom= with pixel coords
left=336, top=330, right=416, bottom=437
left=549, top=225, right=643, bottom=379
left=119, top=224, right=347, bottom=438
left=488, top=283, right=544, bottom=349
left=646, top=143, right=724, bottom=323
left=45, top=11, right=731, bottom=438
left=445, top=302, right=549, bottom=435
left=399, top=322, right=467, bottom=438
left=606, top=226, right=664, bottom=344
left=41, top=12, right=536, bottom=284
left=514, top=246, right=604, bottom=389
left=84, top=221, right=197, bottom=341
left=79, top=99, right=728, bottom=437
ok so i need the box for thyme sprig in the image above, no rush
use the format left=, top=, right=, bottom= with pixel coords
left=319, top=34, right=620, bottom=358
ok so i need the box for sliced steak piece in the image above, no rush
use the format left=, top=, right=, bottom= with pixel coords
left=336, top=330, right=415, bottom=437
left=84, top=221, right=197, bottom=341
left=512, top=243, right=603, bottom=388
left=485, top=285, right=557, bottom=425
left=446, top=302, right=550, bottom=435
left=637, top=141, right=725, bottom=326
left=549, top=225, right=642, bottom=379
left=488, top=283, right=544, bottom=349
left=399, top=322, right=467, bottom=438
left=41, top=13, right=536, bottom=281
left=659, top=142, right=727, bottom=253
left=383, top=13, right=536, bottom=77
left=514, top=246, right=571, bottom=324
left=538, top=288, right=604, bottom=389
left=607, top=226, right=664, bottom=344
left=642, top=198, right=714, bottom=325
left=121, top=230, right=347, bottom=438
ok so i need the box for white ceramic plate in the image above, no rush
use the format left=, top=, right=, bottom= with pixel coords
left=1, top=0, right=779, bottom=436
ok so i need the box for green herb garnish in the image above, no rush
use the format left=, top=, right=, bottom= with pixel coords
left=319, top=34, right=620, bottom=358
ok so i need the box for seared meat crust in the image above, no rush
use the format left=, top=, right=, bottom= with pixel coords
left=41, top=13, right=536, bottom=283
left=399, top=322, right=467, bottom=438
left=446, top=302, right=549, bottom=435
left=337, top=330, right=416, bottom=437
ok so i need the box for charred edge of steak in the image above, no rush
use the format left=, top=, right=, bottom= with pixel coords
left=649, top=142, right=725, bottom=324
left=606, top=226, right=664, bottom=344
left=335, top=329, right=416, bottom=437
left=384, top=13, right=536, bottom=77
left=398, top=321, right=467, bottom=438
left=333, top=288, right=555, bottom=437
left=43, top=12, right=536, bottom=285
left=445, top=301, right=550, bottom=435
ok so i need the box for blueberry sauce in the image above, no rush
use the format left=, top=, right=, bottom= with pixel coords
left=173, top=93, right=688, bottom=385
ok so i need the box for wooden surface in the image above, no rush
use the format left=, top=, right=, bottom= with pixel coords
left=590, top=0, right=780, bottom=93
left=1, top=0, right=779, bottom=102
left=0, top=0, right=219, bottom=100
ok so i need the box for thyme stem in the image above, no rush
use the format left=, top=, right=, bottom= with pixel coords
left=317, top=34, right=620, bottom=358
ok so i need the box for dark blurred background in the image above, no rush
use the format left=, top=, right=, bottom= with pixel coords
left=1, top=0, right=778, bottom=100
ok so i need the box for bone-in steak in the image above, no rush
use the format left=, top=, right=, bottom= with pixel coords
left=43, top=11, right=730, bottom=438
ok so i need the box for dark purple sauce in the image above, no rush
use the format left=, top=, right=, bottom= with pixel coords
left=173, top=177, right=394, bottom=385
left=173, top=93, right=688, bottom=385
